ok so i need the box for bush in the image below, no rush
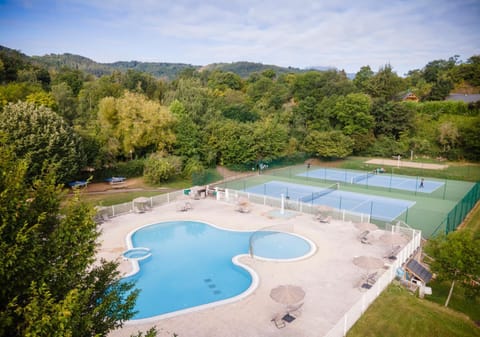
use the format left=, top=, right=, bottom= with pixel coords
left=144, top=154, right=182, bottom=183
left=364, top=136, right=409, bottom=157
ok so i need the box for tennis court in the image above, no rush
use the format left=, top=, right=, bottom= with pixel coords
left=298, top=168, right=444, bottom=193
left=245, top=180, right=415, bottom=222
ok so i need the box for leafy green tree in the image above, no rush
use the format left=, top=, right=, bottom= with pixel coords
left=206, top=120, right=256, bottom=165
left=0, top=101, right=85, bottom=183
left=353, top=65, right=374, bottom=92
left=97, top=91, right=176, bottom=159
left=437, top=121, right=459, bottom=155
left=144, top=152, right=183, bottom=183
left=25, top=91, right=57, bottom=109
left=51, top=82, right=77, bottom=123
left=51, top=67, right=86, bottom=96
left=293, top=70, right=354, bottom=102
left=303, top=130, right=354, bottom=159
left=334, top=93, right=374, bottom=135
left=221, top=104, right=259, bottom=122
left=121, top=69, right=164, bottom=100
left=309, top=95, right=339, bottom=132
left=0, top=144, right=138, bottom=336
left=422, top=57, right=458, bottom=83
left=170, top=100, right=201, bottom=158
left=460, top=116, right=480, bottom=160
left=367, top=64, right=406, bottom=100
left=207, top=70, right=243, bottom=91
left=426, top=231, right=480, bottom=306
left=371, top=99, right=415, bottom=140
left=363, top=135, right=406, bottom=157
left=454, top=55, right=480, bottom=87
left=0, top=82, right=44, bottom=106
left=426, top=76, right=454, bottom=101
left=164, top=77, right=210, bottom=124
left=251, top=117, right=289, bottom=163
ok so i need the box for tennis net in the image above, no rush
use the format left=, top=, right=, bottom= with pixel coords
left=351, top=172, right=375, bottom=184
left=300, top=183, right=339, bottom=203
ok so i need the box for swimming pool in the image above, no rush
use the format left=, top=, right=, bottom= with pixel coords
left=122, top=220, right=314, bottom=321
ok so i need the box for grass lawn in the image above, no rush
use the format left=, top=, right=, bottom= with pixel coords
left=78, top=168, right=222, bottom=206
left=347, top=283, right=480, bottom=337
left=348, top=186, right=480, bottom=337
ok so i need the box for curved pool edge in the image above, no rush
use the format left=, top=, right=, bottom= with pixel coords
left=251, top=232, right=317, bottom=262
left=122, top=219, right=316, bottom=323
left=124, top=253, right=259, bottom=325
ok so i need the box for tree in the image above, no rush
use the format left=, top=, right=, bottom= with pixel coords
left=51, top=67, right=85, bottom=96
left=25, top=91, right=57, bottom=109
left=170, top=100, right=201, bottom=158
left=51, top=82, right=77, bottom=124
left=144, top=152, right=182, bottom=183
left=0, top=101, right=85, bottom=183
left=460, top=116, right=480, bottom=160
left=425, top=231, right=480, bottom=307
left=353, top=65, right=374, bottom=92
left=0, top=143, right=138, bottom=336
left=97, top=91, right=176, bottom=159
left=303, top=130, right=354, bottom=159
left=367, top=64, right=406, bottom=100
left=207, top=70, right=243, bottom=91
left=334, top=93, right=374, bottom=135
left=437, top=121, right=459, bottom=156
left=371, top=100, right=415, bottom=140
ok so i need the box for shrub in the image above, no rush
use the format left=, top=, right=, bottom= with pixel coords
left=144, top=153, right=182, bottom=183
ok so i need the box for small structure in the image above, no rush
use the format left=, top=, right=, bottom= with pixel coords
left=105, top=177, right=126, bottom=187
left=133, top=197, right=150, bottom=213
left=68, top=180, right=88, bottom=189
left=236, top=197, right=251, bottom=213
left=405, top=259, right=433, bottom=285
left=446, top=93, right=480, bottom=103
left=402, top=92, right=419, bottom=102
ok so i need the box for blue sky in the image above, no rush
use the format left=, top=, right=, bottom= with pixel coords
left=1, top=0, right=479, bottom=75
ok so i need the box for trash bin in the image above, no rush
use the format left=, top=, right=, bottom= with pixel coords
left=183, top=189, right=191, bottom=195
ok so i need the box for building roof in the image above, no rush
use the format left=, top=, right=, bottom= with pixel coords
left=446, top=94, right=480, bottom=103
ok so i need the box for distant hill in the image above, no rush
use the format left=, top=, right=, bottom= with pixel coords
left=200, top=61, right=305, bottom=78
left=30, top=53, right=196, bottom=79
left=29, top=52, right=307, bottom=79
left=1, top=45, right=331, bottom=80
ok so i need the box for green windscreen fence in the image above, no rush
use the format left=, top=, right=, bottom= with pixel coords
left=432, top=182, right=480, bottom=236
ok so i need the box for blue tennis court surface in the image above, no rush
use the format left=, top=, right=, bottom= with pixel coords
left=245, top=180, right=415, bottom=222
left=298, top=168, right=443, bottom=193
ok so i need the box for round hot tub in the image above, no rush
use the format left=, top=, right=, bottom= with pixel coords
left=122, top=247, right=151, bottom=261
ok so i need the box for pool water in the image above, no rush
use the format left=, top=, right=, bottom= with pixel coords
left=122, top=220, right=312, bottom=320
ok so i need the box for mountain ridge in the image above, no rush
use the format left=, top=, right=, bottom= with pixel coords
left=1, top=45, right=352, bottom=80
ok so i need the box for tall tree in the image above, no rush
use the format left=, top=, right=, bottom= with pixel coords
left=0, top=143, right=138, bottom=336
left=371, top=99, right=415, bottom=140
left=0, top=101, right=85, bottom=183
left=303, top=130, right=354, bottom=159
left=353, top=65, right=374, bottom=92
left=334, top=93, right=374, bottom=135
left=426, top=231, right=480, bottom=307
left=367, top=64, right=406, bottom=100
left=97, top=91, right=176, bottom=159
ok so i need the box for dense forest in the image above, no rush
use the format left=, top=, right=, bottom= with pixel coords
left=1, top=45, right=480, bottom=185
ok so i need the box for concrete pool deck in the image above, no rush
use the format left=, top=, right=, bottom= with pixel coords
left=99, top=198, right=406, bottom=337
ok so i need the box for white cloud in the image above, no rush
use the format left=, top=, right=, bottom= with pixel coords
left=1, top=0, right=479, bottom=74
